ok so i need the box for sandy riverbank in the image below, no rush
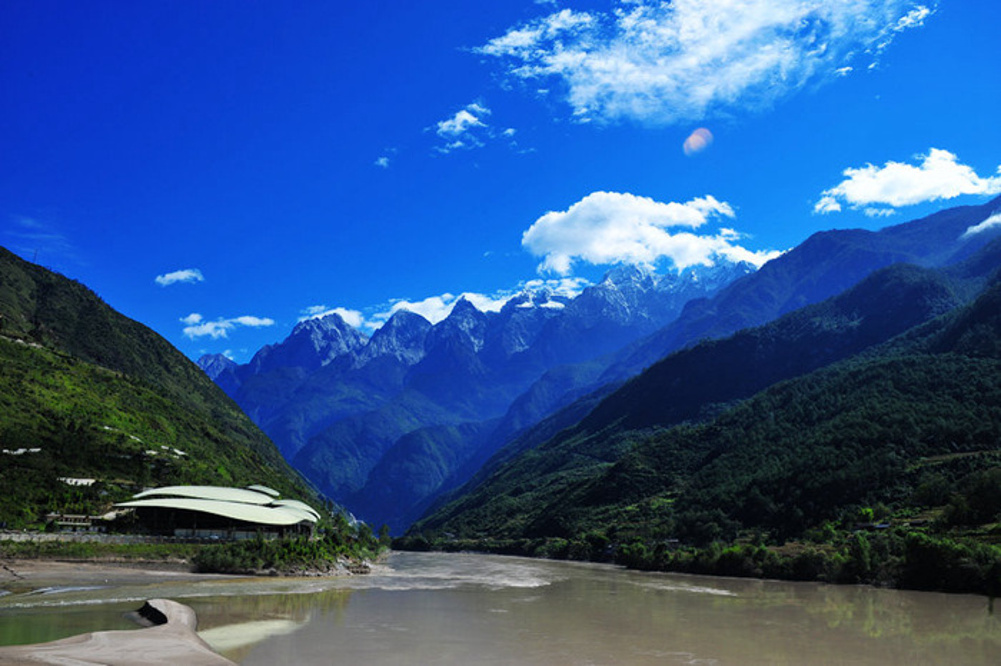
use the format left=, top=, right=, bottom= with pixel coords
left=0, top=598, right=235, bottom=665
left=0, top=558, right=232, bottom=590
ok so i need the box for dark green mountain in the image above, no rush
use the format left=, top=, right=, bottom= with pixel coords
left=417, top=201, right=1001, bottom=538
left=410, top=258, right=1001, bottom=559
left=0, top=247, right=315, bottom=526
left=543, top=274, right=1001, bottom=549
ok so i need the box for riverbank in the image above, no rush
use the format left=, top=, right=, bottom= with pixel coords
left=0, top=557, right=240, bottom=606
left=1, top=531, right=387, bottom=577
left=396, top=525, right=1001, bottom=598
left=0, top=598, right=235, bottom=665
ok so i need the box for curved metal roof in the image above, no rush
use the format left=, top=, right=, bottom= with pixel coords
left=116, top=498, right=318, bottom=525
left=271, top=499, right=322, bottom=520
left=132, top=486, right=274, bottom=505
left=246, top=484, right=281, bottom=497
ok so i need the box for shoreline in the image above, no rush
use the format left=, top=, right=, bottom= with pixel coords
left=0, top=598, right=236, bottom=665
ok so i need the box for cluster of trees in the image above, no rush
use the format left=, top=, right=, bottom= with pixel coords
left=194, top=516, right=390, bottom=574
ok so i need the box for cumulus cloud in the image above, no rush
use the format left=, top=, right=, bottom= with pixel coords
left=299, top=305, right=365, bottom=328
left=374, top=156, right=390, bottom=168
left=815, top=149, right=1001, bottom=215
left=155, top=268, right=204, bottom=287
left=182, top=313, right=275, bottom=339
left=477, top=1, right=934, bottom=124
left=521, top=191, right=778, bottom=274
left=962, top=211, right=1001, bottom=239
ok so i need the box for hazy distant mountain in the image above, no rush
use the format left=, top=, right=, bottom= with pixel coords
left=202, top=259, right=753, bottom=530
left=200, top=197, right=1001, bottom=533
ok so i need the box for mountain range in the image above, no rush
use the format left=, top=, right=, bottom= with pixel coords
left=202, top=196, right=1001, bottom=533
left=201, top=261, right=755, bottom=530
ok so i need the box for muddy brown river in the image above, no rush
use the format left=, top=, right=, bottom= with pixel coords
left=1, top=551, right=999, bottom=664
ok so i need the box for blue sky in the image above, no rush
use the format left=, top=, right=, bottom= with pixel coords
left=3, top=1, right=999, bottom=362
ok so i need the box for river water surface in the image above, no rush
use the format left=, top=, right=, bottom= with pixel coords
left=1, top=551, right=999, bottom=664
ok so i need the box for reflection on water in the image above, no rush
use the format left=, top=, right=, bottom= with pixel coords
left=1, top=552, right=999, bottom=664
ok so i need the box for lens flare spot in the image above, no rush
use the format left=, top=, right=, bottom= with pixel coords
left=683, top=128, right=713, bottom=156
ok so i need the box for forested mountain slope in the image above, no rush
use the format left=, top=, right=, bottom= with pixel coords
left=412, top=259, right=1001, bottom=548
left=0, top=247, right=315, bottom=525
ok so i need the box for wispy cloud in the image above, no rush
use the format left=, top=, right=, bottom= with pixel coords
left=433, top=102, right=492, bottom=153
left=431, top=101, right=518, bottom=154
left=155, top=268, right=204, bottom=287
left=477, top=1, right=935, bottom=125
left=299, top=305, right=365, bottom=328
left=517, top=276, right=591, bottom=299
left=374, top=156, right=391, bottom=169
left=373, top=293, right=496, bottom=326
left=815, top=149, right=1001, bottom=215
left=181, top=313, right=275, bottom=339
left=3, top=216, right=76, bottom=264
left=962, top=212, right=1001, bottom=239
left=521, top=191, right=779, bottom=274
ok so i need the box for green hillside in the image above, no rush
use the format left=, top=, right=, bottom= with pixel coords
left=407, top=271, right=1001, bottom=594
left=0, top=247, right=316, bottom=527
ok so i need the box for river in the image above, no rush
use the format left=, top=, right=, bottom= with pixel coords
left=1, top=552, right=999, bottom=664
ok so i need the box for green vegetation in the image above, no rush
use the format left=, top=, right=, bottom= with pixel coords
left=194, top=516, right=390, bottom=574
left=0, top=516, right=390, bottom=575
left=405, top=273, right=1001, bottom=596
left=0, top=246, right=315, bottom=527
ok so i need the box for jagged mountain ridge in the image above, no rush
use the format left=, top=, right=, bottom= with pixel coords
left=201, top=197, right=1001, bottom=532
left=200, top=260, right=755, bottom=530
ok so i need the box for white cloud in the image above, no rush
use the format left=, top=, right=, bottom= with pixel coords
left=155, top=268, right=204, bottom=287
left=370, top=289, right=530, bottom=329
left=962, top=212, right=1001, bottom=239
left=299, top=305, right=365, bottom=329
left=377, top=294, right=457, bottom=326
left=433, top=102, right=491, bottom=153
left=182, top=313, right=275, bottom=339
left=864, top=207, right=897, bottom=218
left=458, top=292, right=511, bottom=314
left=521, top=191, right=778, bottom=274
left=374, top=156, right=390, bottom=168
left=519, top=276, right=592, bottom=299
left=477, top=1, right=934, bottom=125
left=431, top=101, right=522, bottom=154
left=815, top=149, right=1001, bottom=214
left=437, top=108, right=487, bottom=138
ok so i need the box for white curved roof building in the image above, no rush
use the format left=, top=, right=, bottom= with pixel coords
left=116, top=485, right=320, bottom=539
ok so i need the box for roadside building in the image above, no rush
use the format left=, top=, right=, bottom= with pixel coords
left=115, top=485, right=320, bottom=540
